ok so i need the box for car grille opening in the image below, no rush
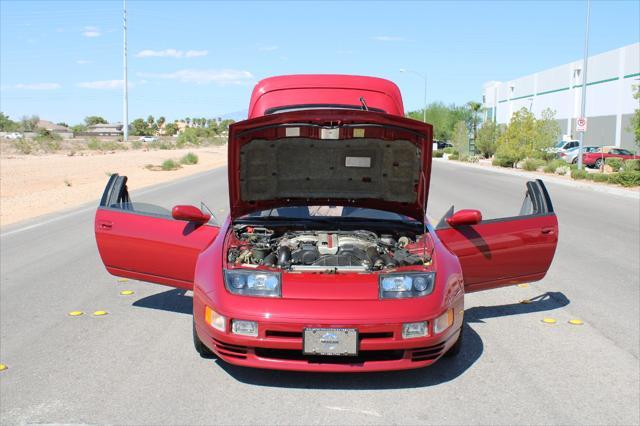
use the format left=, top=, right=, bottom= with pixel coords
left=264, top=331, right=394, bottom=340
left=213, top=338, right=248, bottom=359
left=410, top=342, right=446, bottom=362
left=254, top=348, right=404, bottom=364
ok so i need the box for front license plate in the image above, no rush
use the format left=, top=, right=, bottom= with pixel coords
left=303, top=328, right=358, bottom=356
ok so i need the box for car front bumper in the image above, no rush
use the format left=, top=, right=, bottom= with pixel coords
left=194, top=291, right=464, bottom=372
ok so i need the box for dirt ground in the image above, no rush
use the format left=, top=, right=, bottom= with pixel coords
left=0, top=145, right=228, bottom=227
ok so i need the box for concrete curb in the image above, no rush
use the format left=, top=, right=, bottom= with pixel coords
left=433, top=158, right=640, bottom=199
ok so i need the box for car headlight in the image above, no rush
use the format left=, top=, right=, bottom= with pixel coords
left=224, top=269, right=281, bottom=298
left=379, top=272, right=435, bottom=299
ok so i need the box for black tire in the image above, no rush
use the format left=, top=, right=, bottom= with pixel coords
left=594, top=158, right=603, bottom=169
left=572, top=157, right=578, bottom=164
left=444, top=326, right=464, bottom=358
left=193, top=319, right=216, bottom=359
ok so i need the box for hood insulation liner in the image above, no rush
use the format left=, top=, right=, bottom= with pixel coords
left=239, top=137, right=421, bottom=204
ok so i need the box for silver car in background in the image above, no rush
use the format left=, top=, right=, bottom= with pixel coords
left=559, top=146, right=599, bottom=164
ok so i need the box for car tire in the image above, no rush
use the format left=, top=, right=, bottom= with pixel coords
left=444, top=326, right=464, bottom=358
left=595, top=159, right=603, bottom=169
left=193, top=319, right=216, bottom=359
left=572, top=157, right=578, bottom=164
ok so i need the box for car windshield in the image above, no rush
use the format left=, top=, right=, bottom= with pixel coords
left=618, top=149, right=633, bottom=155
left=554, top=141, right=566, bottom=148
left=240, top=206, right=413, bottom=222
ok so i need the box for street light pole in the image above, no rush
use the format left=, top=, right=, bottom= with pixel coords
left=400, top=69, right=427, bottom=122
left=577, top=0, right=591, bottom=170
left=123, top=0, right=129, bottom=142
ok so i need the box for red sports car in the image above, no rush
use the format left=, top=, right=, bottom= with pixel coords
left=95, top=75, right=558, bottom=372
left=582, top=146, right=639, bottom=168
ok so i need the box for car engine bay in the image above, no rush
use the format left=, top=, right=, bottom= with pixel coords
left=227, top=225, right=430, bottom=272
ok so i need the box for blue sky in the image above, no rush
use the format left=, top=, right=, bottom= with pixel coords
left=1, top=0, right=638, bottom=124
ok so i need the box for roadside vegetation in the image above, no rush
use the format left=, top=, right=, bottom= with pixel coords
left=422, top=105, right=640, bottom=188
left=1, top=112, right=232, bottom=156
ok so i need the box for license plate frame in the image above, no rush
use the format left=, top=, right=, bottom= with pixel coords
left=303, top=328, right=359, bottom=356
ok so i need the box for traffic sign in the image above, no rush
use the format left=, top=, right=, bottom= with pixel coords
left=576, top=117, right=588, bottom=132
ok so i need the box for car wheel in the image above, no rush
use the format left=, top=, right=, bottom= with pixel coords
left=444, top=326, right=464, bottom=358
left=572, top=157, right=578, bottom=164
left=595, top=158, right=603, bottom=169
left=193, top=319, right=216, bottom=359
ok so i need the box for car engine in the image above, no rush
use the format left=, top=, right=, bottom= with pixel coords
left=228, top=226, right=426, bottom=272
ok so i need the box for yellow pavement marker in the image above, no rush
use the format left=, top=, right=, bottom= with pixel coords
left=517, top=284, right=529, bottom=288
left=119, top=290, right=134, bottom=296
left=93, top=310, right=109, bottom=316
left=0, top=364, right=7, bottom=371
left=117, top=278, right=129, bottom=282
left=541, top=318, right=557, bottom=324
left=520, top=299, right=532, bottom=304
left=568, top=319, right=584, bottom=325
left=68, top=311, right=84, bottom=317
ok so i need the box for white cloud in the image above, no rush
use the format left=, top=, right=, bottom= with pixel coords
left=135, top=49, right=209, bottom=58
left=138, top=69, right=253, bottom=85
left=77, top=79, right=131, bottom=89
left=76, top=59, right=92, bottom=65
left=82, top=26, right=101, bottom=38
left=12, top=83, right=61, bottom=90
left=258, top=45, right=279, bottom=52
left=372, top=35, right=405, bottom=42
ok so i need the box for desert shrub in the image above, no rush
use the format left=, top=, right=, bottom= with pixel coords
left=604, top=157, right=624, bottom=172
left=571, top=169, right=588, bottom=180
left=443, top=147, right=455, bottom=154
left=466, top=155, right=481, bottom=163
left=492, top=156, right=515, bottom=168
left=131, top=140, right=143, bottom=149
left=176, top=128, right=204, bottom=148
left=555, top=166, right=570, bottom=175
left=608, top=171, right=640, bottom=187
left=495, top=108, right=560, bottom=163
left=448, top=153, right=459, bottom=160
left=180, top=152, right=199, bottom=165
left=623, top=159, right=640, bottom=172
left=161, top=159, right=181, bottom=171
left=433, top=149, right=444, bottom=158
left=87, top=138, right=100, bottom=150
left=592, top=173, right=610, bottom=183
left=543, top=159, right=566, bottom=174
left=522, top=158, right=545, bottom=171
left=458, top=154, right=469, bottom=162
left=11, top=138, right=33, bottom=154
left=148, top=140, right=175, bottom=150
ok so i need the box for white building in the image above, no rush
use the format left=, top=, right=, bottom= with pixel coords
left=482, top=43, right=639, bottom=150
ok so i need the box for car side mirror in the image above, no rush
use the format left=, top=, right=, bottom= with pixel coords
left=446, top=209, right=482, bottom=227
left=172, top=205, right=211, bottom=223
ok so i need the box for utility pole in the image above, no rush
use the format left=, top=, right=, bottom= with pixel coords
left=577, top=0, right=590, bottom=169
left=123, top=0, right=129, bottom=142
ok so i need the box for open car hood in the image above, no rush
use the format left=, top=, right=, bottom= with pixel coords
left=228, top=109, right=433, bottom=223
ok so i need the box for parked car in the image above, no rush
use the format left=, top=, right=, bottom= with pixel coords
left=94, top=74, right=558, bottom=372
left=3, top=132, right=22, bottom=140
left=582, top=146, right=639, bottom=168
left=546, top=139, right=580, bottom=154
left=138, top=136, right=158, bottom=142
left=558, top=146, right=599, bottom=164
left=435, top=140, right=452, bottom=150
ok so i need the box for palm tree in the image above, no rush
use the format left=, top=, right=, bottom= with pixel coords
left=185, top=117, right=191, bottom=127
left=467, top=101, right=482, bottom=141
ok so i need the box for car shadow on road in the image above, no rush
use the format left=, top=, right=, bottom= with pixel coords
left=132, top=288, right=193, bottom=315
left=131, top=288, right=569, bottom=389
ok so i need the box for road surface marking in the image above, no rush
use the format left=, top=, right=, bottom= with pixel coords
left=119, top=290, right=134, bottom=296
left=325, top=406, right=382, bottom=417
left=93, top=310, right=109, bottom=316
left=569, top=319, right=584, bottom=325
left=68, top=311, right=84, bottom=317
left=542, top=318, right=557, bottom=324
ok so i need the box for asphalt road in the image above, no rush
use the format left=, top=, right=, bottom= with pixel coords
left=1, top=161, right=638, bottom=425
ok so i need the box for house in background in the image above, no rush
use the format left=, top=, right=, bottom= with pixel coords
left=37, top=120, right=73, bottom=138
left=84, top=123, right=123, bottom=137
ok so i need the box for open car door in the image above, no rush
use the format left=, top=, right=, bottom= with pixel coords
left=436, top=180, right=558, bottom=293
left=94, top=174, right=220, bottom=290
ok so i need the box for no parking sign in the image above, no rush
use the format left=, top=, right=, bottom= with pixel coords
left=576, top=117, right=588, bottom=132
